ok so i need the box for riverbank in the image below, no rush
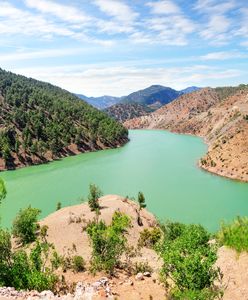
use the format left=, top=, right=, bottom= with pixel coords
left=124, top=88, right=248, bottom=183
left=0, top=138, right=129, bottom=172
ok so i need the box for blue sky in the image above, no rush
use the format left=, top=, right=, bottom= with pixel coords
left=0, top=0, right=248, bottom=96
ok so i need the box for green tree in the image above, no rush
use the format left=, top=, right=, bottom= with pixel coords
left=137, top=192, right=146, bottom=226
left=138, top=192, right=146, bottom=210
left=88, top=184, right=103, bottom=212
left=157, top=222, right=221, bottom=299
left=12, top=207, right=41, bottom=245
left=87, top=211, right=130, bottom=274
left=0, top=178, right=7, bottom=203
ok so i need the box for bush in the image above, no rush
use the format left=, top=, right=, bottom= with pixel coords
left=87, top=211, right=130, bottom=274
left=0, top=230, right=57, bottom=292
left=0, top=178, right=7, bottom=203
left=138, top=227, right=162, bottom=248
left=12, top=206, right=41, bottom=245
left=170, top=287, right=222, bottom=300
left=157, top=222, right=220, bottom=297
left=133, top=261, right=153, bottom=275
left=72, top=256, right=86, bottom=272
left=217, top=216, right=248, bottom=252
left=88, top=184, right=102, bottom=212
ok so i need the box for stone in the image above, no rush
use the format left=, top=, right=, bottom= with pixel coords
left=40, top=290, right=54, bottom=299
left=143, top=272, right=151, bottom=277
left=135, top=273, right=144, bottom=281
left=124, top=279, right=133, bottom=286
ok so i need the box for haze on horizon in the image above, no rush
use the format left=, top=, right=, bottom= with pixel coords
left=0, top=0, right=248, bottom=97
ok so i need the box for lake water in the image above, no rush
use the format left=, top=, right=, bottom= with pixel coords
left=1, top=130, right=248, bottom=231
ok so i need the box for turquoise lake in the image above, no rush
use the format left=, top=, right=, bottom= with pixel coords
left=1, top=130, right=248, bottom=231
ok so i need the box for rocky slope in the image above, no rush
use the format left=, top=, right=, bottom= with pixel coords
left=0, top=69, right=128, bottom=171
left=124, top=86, right=248, bottom=182
left=104, top=103, right=152, bottom=123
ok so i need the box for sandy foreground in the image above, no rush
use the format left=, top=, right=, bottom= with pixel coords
left=1, top=195, right=248, bottom=299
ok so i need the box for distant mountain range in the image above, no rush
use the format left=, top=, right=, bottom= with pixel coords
left=76, top=94, right=121, bottom=109
left=76, top=85, right=201, bottom=110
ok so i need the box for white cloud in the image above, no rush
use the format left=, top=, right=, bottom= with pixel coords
left=147, top=0, right=181, bottom=15
left=199, top=14, right=232, bottom=45
left=0, top=48, right=87, bottom=62
left=200, top=51, right=248, bottom=60
left=94, top=0, right=138, bottom=24
left=24, top=0, right=91, bottom=24
left=11, top=64, right=243, bottom=96
left=0, top=2, right=75, bottom=38
left=194, top=0, right=236, bottom=14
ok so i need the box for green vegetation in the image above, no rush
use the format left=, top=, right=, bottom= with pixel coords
left=88, top=184, right=103, bottom=212
left=133, top=261, right=153, bottom=275
left=0, top=68, right=128, bottom=168
left=0, top=228, right=58, bottom=291
left=138, top=227, right=162, bottom=248
left=86, top=211, right=130, bottom=274
left=215, top=84, right=248, bottom=101
left=157, top=222, right=221, bottom=299
left=72, top=255, right=86, bottom=272
left=138, top=191, right=146, bottom=210
left=105, top=103, right=152, bottom=123
left=0, top=178, right=6, bottom=203
left=217, top=217, right=248, bottom=253
left=12, top=206, right=41, bottom=245
left=56, top=202, right=62, bottom=211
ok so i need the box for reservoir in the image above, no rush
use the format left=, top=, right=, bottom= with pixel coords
left=1, top=130, right=248, bottom=231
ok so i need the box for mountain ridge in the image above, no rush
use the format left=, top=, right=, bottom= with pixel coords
left=76, top=85, right=201, bottom=110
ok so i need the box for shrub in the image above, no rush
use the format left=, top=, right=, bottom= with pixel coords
left=138, top=192, right=146, bottom=210
left=87, top=211, right=130, bottom=274
left=217, top=216, right=248, bottom=252
left=133, top=261, right=153, bottom=275
left=138, top=227, right=162, bottom=248
left=10, top=242, right=58, bottom=291
left=72, top=255, right=85, bottom=272
left=88, top=184, right=102, bottom=212
left=170, top=287, right=222, bottom=300
left=157, top=222, right=220, bottom=297
left=0, top=178, right=7, bottom=203
left=0, top=231, right=57, bottom=292
left=56, top=202, right=62, bottom=210
left=12, top=206, right=41, bottom=245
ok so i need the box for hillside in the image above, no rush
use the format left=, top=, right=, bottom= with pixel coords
left=104, top=103, right=152, bottom=123
left=121, top=85, right=201, bottom=110
left=76, top=94, right=121, bottom=109
left=0, top=69, right=128, bottom=171
left=124, top=85, right=248, bottom=182
left=1, top=196, right=248, bottom=300
left=121, top=85, right=180, bottom=109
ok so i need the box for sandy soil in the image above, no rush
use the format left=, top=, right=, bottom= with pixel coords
left=216, top=246, right=248, bottom=300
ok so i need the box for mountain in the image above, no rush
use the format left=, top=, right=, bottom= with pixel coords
left=104, top=103, right=152, bottom=123
left=76, top=85, right=201, bottom=110
left=121, top=85, right=180, bottom=109
left=180, top=86, right=201, bottom=94
left=124, top=85, right=248, bottom=182
left=76, top=94, right=121, bottom=109
left=0, top=68, right=128, bottom=170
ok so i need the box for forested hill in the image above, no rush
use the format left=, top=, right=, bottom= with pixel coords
left=0, top=68, right=128, bottom=170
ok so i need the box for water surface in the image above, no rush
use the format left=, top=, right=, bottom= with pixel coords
left=1, top=130, right=248, bottom=231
